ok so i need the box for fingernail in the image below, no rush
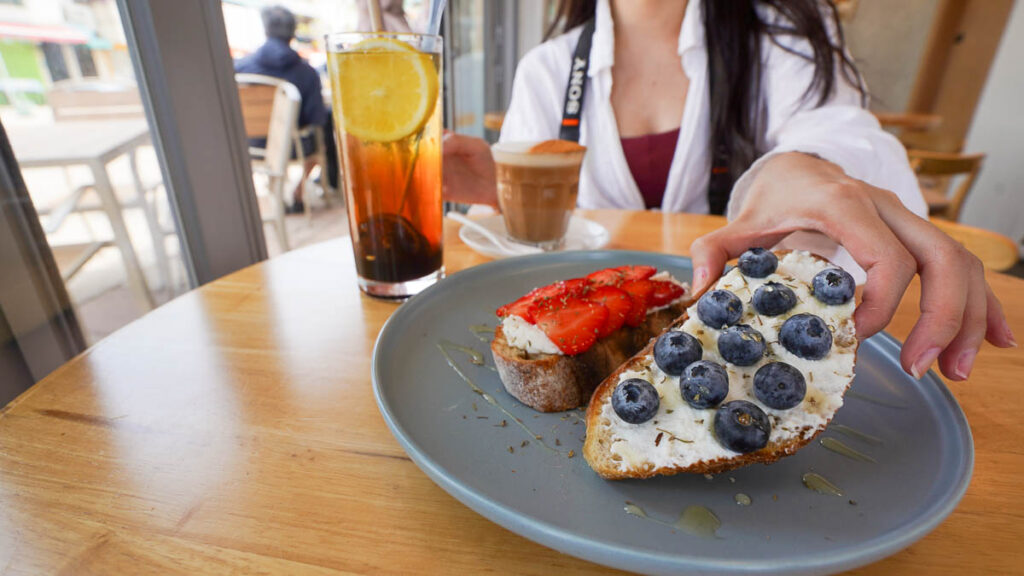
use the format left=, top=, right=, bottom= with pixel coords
left=954, top=348, right=977, bottom=380
left=910, top=346, right=942, bottom=380
left=1006, top=324, right=1018, bottom=348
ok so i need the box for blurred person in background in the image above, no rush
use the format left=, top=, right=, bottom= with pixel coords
left=443, top=0, right=1014, bottom=383
left=235, top=5, right=338, bottom=213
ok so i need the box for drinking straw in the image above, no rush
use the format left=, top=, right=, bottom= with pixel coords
left=426, top=0, right=448, bottom=36
left=396, top=0, right=449, bottom=215
left=420, top=0, right=446, bottom=52
left=365, top=0, right=383, bottom=32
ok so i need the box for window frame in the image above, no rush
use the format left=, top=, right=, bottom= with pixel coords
left=0, top=123, right=86, bottom=401
left=117, top=0, right=268, bottom=286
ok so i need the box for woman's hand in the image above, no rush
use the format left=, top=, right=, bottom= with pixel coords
left=442, top=132, right=499, bottom=208
left=690, top=152, right=1016, bottom=381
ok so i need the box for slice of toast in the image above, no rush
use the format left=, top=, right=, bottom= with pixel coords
left=584, top=250, right=859, bottom=479
left=492, top=304, right=687, bottom=412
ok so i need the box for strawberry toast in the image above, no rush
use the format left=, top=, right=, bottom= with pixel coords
left=491, top=265, right=693, bottom=412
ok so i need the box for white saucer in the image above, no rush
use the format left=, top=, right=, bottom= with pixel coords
left=458, top=214, right=610, bottom=259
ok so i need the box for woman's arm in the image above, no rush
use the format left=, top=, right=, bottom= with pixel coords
left=726, top=17, right=927, bottom=253
left=691, top=152, right=1014, bottom=383
left=691, top=17, right=1014, bottom=382
left=442, top=132, right=498, bottom=207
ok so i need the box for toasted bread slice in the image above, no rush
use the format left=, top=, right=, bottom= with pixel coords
left=584, top=251, right=859, bottom=479
left=492, top=304, right=688, bottom=412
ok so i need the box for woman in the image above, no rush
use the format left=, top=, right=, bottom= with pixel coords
left=444, top=0, right=1015, bottom=381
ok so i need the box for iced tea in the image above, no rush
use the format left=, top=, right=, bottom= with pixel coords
left=327, top=33, right=443, bottom=299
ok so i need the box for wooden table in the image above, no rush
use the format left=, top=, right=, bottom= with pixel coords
left=1, top=211, right=1021, bottom=574
left=8, top=120, right=171, bottom=311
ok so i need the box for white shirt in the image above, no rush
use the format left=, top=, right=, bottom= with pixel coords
left=499, top=0, right=927, bottom=278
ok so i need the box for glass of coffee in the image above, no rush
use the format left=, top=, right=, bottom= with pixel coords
left=326, top=32, right=443, bottom=299
left=491, top=140, right=586, bottom=251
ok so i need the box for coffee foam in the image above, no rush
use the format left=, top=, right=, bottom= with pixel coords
left=528, top=140, right=586, bottom=154
left=492, top=141, right=585, bottom=167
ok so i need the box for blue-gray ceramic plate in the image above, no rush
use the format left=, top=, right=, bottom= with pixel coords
left=372, top=251, right=973, bottom=576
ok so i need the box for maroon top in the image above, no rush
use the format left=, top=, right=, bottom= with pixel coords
left=620, top=128, right=680, bottom=209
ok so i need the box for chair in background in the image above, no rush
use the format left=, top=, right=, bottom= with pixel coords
left=907, top=149, right=985, bottom=222
left=873, top=112, right=943, bottom=133
left=930, top=218, right=1018, bottom=272
left=235, top=73, right=333, bottom=210
left=873, top=111, right=969, bottom=155
left=47, top=79, right=145, bottom=121
left=41, top=184, right=112, bottom=283
left=236, top=73, right=302, bottom=251
left=41, top=80, right=176, bottom=293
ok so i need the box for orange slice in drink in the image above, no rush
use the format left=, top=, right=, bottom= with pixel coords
left=332, top=37, right=439, bottom=142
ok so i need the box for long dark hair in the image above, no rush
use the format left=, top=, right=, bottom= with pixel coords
left=545, top=0, right=866, bottom=202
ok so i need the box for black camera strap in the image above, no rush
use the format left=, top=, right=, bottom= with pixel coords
left=559, top=19, right=595, bottom=142
left=707, top=144, right=732, bottom=215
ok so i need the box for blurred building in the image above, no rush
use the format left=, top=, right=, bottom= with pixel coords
left=0, top=0, right=133, bottom=110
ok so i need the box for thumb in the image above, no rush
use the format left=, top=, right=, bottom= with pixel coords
left=689, top=220, right=790, bottom=295
left=442, top=133, right=489, bottom=159
left=441, top=131, right=462, bottom=156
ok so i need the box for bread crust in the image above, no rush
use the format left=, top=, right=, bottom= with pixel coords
left=583, top=251, right=860, bottom=479
left=491, top=303, right=688, bottom=412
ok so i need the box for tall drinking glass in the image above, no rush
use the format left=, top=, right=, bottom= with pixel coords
left=326, top=33, right=443, bottom=299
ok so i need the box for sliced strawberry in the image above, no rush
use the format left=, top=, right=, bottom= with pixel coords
left=530, top=278, right=588, bottom=300
left=496, top=295, right=537, bottom=321
left=620, top=279, right=656, bottom=327
left=585, top=268, right=625, bottom=287
left=534, top=298, right=609, bottom=355
left=496, top=278, right=590, bottom=319
left=585, top=285, right=631, bottom=338
left=615, top=265, right=657, bottom=281
left=649, top=280, right=686, bottom=307
left=529, top=278, right=591, bottom=310
left=530, top=282, right=591, bottom=318
left=585, top=265, right=657, bottom=287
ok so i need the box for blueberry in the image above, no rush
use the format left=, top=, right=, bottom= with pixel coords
left=611, top=378, right=660, bottom=424
left=812, top=268, right=855, bottom=305
left=697, top=290, right=743, bottom=329
left=680, top=360, right=729, bottom=409
left=780, top=313, right=833, bottom=360
left=752, top=282, right=797, bottom=316
left=654, top=331, right=703, bottom=376
left=738, top=248, right=778, bottom=278
left=717, top=324, right=766, bottom=366
left=753, top=362, right=807, bottom=410
left=714, top=400, right=771, bottom=453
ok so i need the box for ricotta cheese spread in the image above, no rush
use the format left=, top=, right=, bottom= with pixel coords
left=503, top=314, right=561, bottom=355
left=598, top=251, right=857, bottom=471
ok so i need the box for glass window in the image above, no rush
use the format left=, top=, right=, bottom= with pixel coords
left=1, top=0, right=187, bottom=345
left=450, top=0, right=485, bottom=138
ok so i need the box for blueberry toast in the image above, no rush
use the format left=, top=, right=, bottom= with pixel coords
left=583, top=250, right=858, bottom=478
